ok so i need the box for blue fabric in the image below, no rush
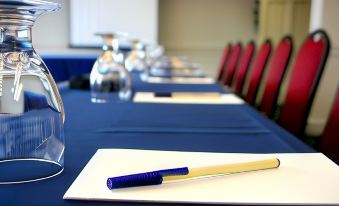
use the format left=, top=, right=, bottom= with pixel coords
left=0, top=82, right=314, bottom=205
left=60, top=90, right=312, bottom=152
left=97, top=126, right=271, bottom=134
left=42, top=56, right=97, bottom=82
left=24, top=91, right=53, bottom=112
left=97, top=102, right=271, bottom=134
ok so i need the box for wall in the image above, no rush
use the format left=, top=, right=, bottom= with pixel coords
left=253, top=0, right=311, bottom=104
left=69, top=0, right=158, bottom=47
left=33, top=0, right=69, bottom=50
left=159, top=0, right=256, bottom=77
left=33, top=0, right=256, bottom=68
left=257, top=0, right=311, bottom=48
left=33, top=0, right=100, bottom=56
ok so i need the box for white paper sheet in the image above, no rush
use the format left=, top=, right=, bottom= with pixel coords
left=64, top=149, right=339, bottom=205
left=133, top=92, right=245, bottom=104
left=146, top=77, right=215, bottom=84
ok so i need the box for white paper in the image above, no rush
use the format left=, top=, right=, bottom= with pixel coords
left=146, top=77, right=215, bottom=84
left=64, top=149, right=339, bottom=205
left=133, top=92, right=245, bottom=104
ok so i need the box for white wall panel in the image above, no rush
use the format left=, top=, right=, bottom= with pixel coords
left=70, top=0, right=158, bottom=47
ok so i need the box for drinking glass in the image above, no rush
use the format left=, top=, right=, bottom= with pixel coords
left=125, top=39, right=148, bottom=81
left=145, top=44, right=164, bottom=66
left=0, top=0, right=65, bottom=184
left=150, top=56, right=204, bottom=77
left=90, top=33, right=132, bottom=103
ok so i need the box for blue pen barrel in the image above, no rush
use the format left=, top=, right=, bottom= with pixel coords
left=107, top=167, right=189, bottom=190
left=107, top=172, right=163, bottom=189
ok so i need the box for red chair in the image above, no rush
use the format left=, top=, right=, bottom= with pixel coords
left=260, top=36, right=293, bottom=118
left=245, top=40, right=272, bottom=105
left=223, top=43, right=242, bottom=86
left=217, top=44, right=232, bottom=82
left=279, top=30, right=331, bottom=136
left=233, top=41, right=255, bottom=95
left=320, top=88, right=339, bottom=165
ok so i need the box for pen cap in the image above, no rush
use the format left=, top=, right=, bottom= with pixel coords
left=107, top=172, right=163, bottom=189
left=107, top=167, right=188, bottom=189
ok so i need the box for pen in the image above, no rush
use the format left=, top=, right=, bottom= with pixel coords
left=154, top=92, right=221, bottom=99
left=107, top=158, right=280, bottom=190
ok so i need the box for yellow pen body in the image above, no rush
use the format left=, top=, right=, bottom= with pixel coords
left=163, top=158, right=280, bottom=181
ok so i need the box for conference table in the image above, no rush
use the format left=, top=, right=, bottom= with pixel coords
left=0, top=60, right=315, bottom=205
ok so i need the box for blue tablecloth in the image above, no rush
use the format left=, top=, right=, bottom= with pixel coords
left=0, top=72, right=313, bottom=206
left=43, top=56, right=97, bottom=82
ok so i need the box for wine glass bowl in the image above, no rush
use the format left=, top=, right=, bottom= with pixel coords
left=125, top=39, right=148, bottom=81
left=0, top=0, right=65, bottom=184
left=90, top=33, right=132, bottom=103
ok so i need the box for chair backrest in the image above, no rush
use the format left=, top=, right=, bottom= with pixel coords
left=223, top=42, right=242, bottom=86
left=233, top=41, right=255, bottom=95
left=217, top=44, right=232, bottom=82
left=320, top=88, right=339, bottom=165
left=260, top=36, right=293, bottom=117
left=245, top=40, right=272, bottom=105
left=279, top=30, right=331, bottom=136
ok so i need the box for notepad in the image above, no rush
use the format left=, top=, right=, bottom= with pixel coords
left=146, top=77, right=215, bottom=84
left=133, top=92, right=244, bottom=104
left=64, top=149, right=339, bottom=205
